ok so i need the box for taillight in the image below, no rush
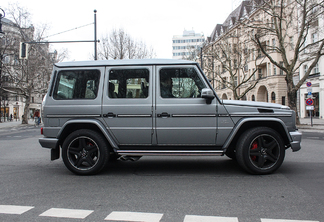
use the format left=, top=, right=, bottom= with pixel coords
left=41, top=127, right=43, bottom=135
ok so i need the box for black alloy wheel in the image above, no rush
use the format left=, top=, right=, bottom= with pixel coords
left=236, top=127, right=285, bottom=174
left=62, top=129, right=109, bottom=175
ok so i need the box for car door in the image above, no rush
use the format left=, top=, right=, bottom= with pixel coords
left=102, top=66, right=153, bottom=146
left=155, top=65, right=217, bottom=146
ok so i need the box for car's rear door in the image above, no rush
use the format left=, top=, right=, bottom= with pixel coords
left=102, top=66, right=153, bottom=146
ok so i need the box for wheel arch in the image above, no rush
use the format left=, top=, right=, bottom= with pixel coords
left=57, top=119, right=118, bottom=150
left=223, top=118, right=291, bottom=151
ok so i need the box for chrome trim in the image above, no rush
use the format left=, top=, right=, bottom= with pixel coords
left=47, top=114, right=101, bottom=118
left=116, top=150, right=224, bottom=156
left=117, top=114, right=152, bottom=118
left=172, top=114, right=217, bottom=117
left=230, top=113, right=292, bottom=117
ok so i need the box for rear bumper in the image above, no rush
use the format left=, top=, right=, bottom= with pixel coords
left=39, top=137, right=59, bottom=149
left=289, top=131, right=302, bottom=152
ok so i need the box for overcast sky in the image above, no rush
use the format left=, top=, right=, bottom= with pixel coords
left=1, top=0, right=235, bottom=61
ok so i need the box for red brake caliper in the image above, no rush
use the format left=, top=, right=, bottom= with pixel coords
left=250, top=141, right=258, bottom=161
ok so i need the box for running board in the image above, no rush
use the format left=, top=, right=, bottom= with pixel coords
left=116, top=150, right=224, bottom=156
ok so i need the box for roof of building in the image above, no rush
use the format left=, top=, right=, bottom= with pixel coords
left=209, top=0, right=260, bottom=42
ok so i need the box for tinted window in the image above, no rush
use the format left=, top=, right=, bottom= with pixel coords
left=160, top=68, right=205, bottom=98
left=108, top=69, right=149, bottom=98
left=53, top=70, right=100, bottom=100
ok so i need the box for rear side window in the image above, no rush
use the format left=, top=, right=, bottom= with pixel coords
left=108, top=69, right=149, bottom=98
left=53, top=70, right=100, bottom=100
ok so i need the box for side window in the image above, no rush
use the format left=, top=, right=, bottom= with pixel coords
left=53, top=70, right=100, bottom=100
left=108, top=69, right=149, bottom=98
left=160, top=68, right=206, bottom=98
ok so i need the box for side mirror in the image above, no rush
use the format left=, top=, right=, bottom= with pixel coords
left=201, top=88, right=215, bottom=104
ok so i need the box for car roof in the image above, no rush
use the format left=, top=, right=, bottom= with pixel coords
left=54, top=59, right=198, bottom=68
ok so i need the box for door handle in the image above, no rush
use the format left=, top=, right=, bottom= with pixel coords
left=103, top=112, right=116, bottom=118
left=157, top=112, right=170, bottom=118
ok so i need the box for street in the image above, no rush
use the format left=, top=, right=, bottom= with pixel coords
left=0, top=127, right=323, bottom=222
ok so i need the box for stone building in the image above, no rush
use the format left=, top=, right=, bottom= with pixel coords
left=0, top=17, right=54, bottom=122
left=200, top=0, right=298, bottom=106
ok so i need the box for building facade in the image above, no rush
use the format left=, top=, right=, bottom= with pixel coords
left=172, top=30, right=205, bottom=60
left=1, top=17, right=54, bottom=122
left=299, top=5, right=324, bottom=119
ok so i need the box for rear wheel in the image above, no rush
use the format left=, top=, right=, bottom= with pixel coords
left=236, top=127, right=285, bottom=174
left=62, top=129, right=109, bottom=175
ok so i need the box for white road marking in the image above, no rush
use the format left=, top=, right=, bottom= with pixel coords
left=0, top=205, right=34, bottom=215
left=105, top=211, right=164, bottom=222
left=39, top=207, right=93, bottom=219
left=184, top=215, right=238, bottom=222
left=261, top=219, right=319, bottom=222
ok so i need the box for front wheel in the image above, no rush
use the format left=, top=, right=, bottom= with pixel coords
left=62, top=129, right=109, bottom=175
left=236, top=127, right=285, bottom=175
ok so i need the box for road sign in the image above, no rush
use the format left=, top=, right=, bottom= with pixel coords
left=306, top=98, right=314, bottom=106
left=307, top=91, right=312, bottom=98
left=306, top=106, right=314, bottom=110
left=306, top=82, right=312, bottom=87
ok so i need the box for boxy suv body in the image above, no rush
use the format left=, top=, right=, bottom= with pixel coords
left=39, top=59, right=301, bottom=175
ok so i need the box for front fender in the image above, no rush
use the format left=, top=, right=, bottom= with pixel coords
left=222, top=117, right=292, bottom=149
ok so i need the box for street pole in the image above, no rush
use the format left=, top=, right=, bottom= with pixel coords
left=94, top=9, right=97, bottom=60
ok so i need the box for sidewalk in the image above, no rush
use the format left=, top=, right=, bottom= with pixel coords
left=0, top=119, right=37, bottom=129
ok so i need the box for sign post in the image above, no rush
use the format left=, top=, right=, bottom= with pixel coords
left=306, top=82, right=313, bottom=126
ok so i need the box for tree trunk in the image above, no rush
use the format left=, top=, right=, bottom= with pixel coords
left=22, top=95, right=30, bottom=124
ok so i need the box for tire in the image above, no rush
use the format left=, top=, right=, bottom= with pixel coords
left=235, top=127, right=285, bottom=175
left=62, top=129, right=109, bottom=175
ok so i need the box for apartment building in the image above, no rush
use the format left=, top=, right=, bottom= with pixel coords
left=0, top=17, right=54, bottom=121
left=172, top=30, right=205, bottom=60
left=201, top=0, right=298, bottom=106
left=299, top=5, right=324, bottom=119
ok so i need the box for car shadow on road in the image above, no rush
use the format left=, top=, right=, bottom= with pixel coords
left=103, top=156, right=246, bottom=176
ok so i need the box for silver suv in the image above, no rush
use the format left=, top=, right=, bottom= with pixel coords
left=39, top=59, right=301, bottom=175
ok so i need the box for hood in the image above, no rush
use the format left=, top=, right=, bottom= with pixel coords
left=222, top=100, right=290, bottom=110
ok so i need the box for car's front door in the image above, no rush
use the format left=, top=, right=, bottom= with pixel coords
left=155, top=65, right=217, bottom=146
left=102, top=66, right=153, bottom=146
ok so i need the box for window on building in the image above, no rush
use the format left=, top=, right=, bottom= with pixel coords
left=312, top=63, right=319, bottom=75
left=273, top=64, right=277, bottom=75
left=304, top=65, right=308, bottom=76
left=268, top=63, right=271, bottom=76
left=252, top=95, right=255, bottom=101
left=258, top=68, right=263, bottom=79
left=279, top=62, right=284, bottom=75
left=271, top=92, right=276, bottom=103
left=312, top=33, right=318, bottom=43
left=282, top=96, right=286, bottom=105
left=289, top=37, right=294, bottom=50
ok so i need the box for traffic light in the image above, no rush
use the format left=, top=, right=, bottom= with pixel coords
left=19, top=42, right=29, bottom=59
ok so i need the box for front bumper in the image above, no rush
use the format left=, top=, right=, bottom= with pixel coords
left=289, top=131, right=302, bottom=152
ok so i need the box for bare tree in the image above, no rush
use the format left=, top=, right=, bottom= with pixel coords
left=2, top=3, right=63, bottom=124
left=203, top=34, right=262, bottom=100
left=98, top=28, right=156, bottom=60
left=245, top=0, right=324, bottom=123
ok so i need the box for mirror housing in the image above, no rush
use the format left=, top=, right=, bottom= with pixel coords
left=201, top=88, right=215, bottom=104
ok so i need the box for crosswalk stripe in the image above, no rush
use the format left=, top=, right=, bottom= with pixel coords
left=39, top=207, right=93, bottom=219
left=184, top=215, right=239, bottom=222
left=0, top=205, right=34, bottom=215
left=105, top=211, right=164, bottom=222
left=261, top=219, right=320, bottom=222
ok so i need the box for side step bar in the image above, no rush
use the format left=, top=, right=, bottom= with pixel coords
left=116, top=150, right=224, bottom=156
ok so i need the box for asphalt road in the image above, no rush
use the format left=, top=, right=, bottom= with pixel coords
left=0, top=127, right=323, bottom=222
